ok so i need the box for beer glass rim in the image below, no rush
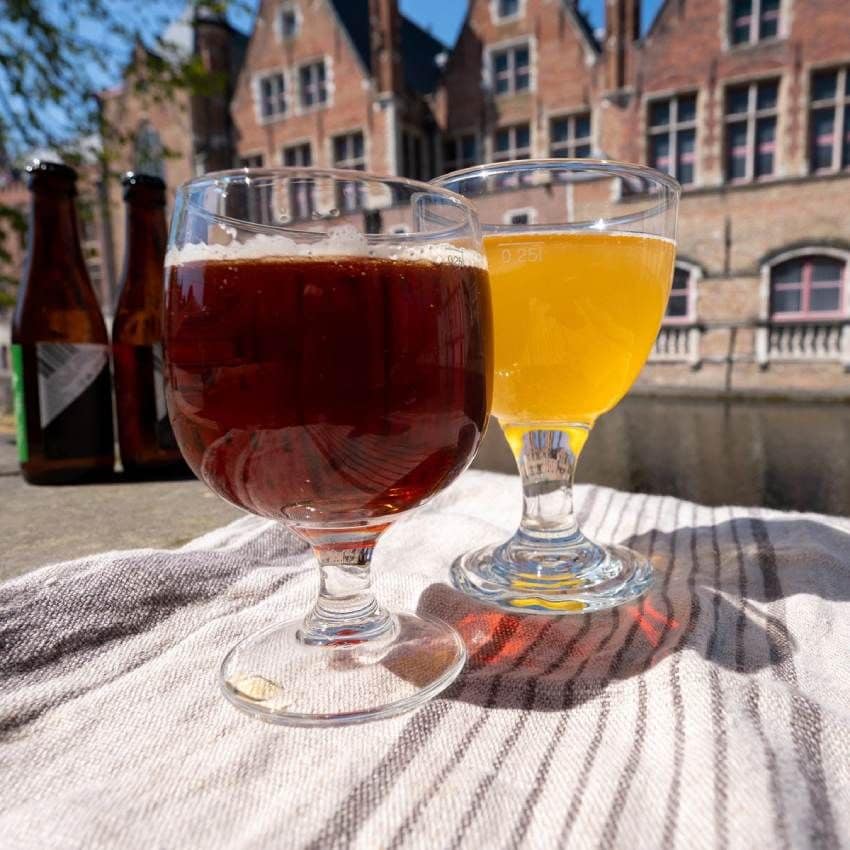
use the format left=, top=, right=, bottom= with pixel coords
left=432, top=158, right=681, bottom=233
left=176, top=166, right=480, bottom=241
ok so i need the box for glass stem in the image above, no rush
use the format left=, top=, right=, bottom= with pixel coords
left=509, top=425, right=591, bottom=546
left=296, top=526, right=396, bottom=647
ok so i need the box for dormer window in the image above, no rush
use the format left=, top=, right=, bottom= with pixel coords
left=497, top=0, right=520, bottom=19
left=280, top=3, right=299, bottom=39
left=730, top=0, right=780, bottom=46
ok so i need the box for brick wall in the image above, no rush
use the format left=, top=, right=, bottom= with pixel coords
left=231, top=0, right=396, bottom=174
left=5, top=0, right=849, bottom=401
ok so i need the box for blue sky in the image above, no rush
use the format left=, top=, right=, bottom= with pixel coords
left=398, top=0, right=666, bottom=46
left=227, top=1, right=667, bottom=47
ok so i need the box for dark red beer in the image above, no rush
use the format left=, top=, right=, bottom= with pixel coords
left=164, top=253, right=492, bottom=523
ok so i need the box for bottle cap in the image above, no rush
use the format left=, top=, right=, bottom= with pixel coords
left=26, top=159, right=78, bottom=192
left=122, top=172, right=166, bottom=189
left=122, top=171, right=166, bottom=203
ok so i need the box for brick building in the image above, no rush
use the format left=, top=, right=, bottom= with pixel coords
left=3, top=0, right=850, bottom=404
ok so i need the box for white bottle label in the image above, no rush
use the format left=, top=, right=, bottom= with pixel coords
left=36, top=342, right=109, bottom=428
left=152, top=342, right=167, bottom=422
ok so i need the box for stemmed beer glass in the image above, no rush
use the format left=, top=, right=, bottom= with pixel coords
left=164, top=169, right=492, bottom=725
left=434, top=160, right=679, bottom=613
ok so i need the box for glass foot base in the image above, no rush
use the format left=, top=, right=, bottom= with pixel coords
left=451, top=536, right=654, bottom=614
left=219, top=613, right=466, bottom=727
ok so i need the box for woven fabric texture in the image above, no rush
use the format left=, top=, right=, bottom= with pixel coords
left=1, top=470, right=849, bottom=850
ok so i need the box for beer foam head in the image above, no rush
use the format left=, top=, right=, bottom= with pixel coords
left=165, top=225, right=486, bottom=269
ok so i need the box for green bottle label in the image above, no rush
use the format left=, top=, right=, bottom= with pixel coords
left=11, top=343, right=28, bottom=463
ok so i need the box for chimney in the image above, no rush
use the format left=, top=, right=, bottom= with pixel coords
left=605, top=0, right=641, bottom=91
left=370, top=0, right=403, bottom=96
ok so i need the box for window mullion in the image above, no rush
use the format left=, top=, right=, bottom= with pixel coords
left=671, top=98, right=679, bottom=179
left=802, top=259, right=813, bottom=314
left=836, top=70, right=847, bottom=171
left=752, top=0, right=760, bottom=43
left=747, top=84, right=757, bottom=181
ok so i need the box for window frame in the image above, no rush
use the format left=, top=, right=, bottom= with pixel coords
left=442, top=132, right=479, bottom=174
left=646, top=92, right=698, bottom=186
left=728, top=0, right=782, bottom=48
left=331, top=130, right=367, bottom=212
left=490, top=0, right=524, bottom=23
left=277, top=2, right=300, bottom=40
left=502, top=207, right=538, bottom=226
left=298, top=59, right=329, bottom=111
left=486, top=37, right=534, bottom=97
left=724, top=77, right=780, bottom=184
left=254, top=69, right=288, bottom=123
left=663, top=261, right=701, bottom=326
left=492, top=122, right=532, bottom=162
left=281, top=142, right=314, bottom=222
left=808, top=65, right=850, bottom=175
left=239, top=152, right=265, bottom=168
left=549, top=110, right=593, bottom=159
left=768, top=255, right=846, bottom=321
left=281, top=141, right=312, bottom=167
left=760, top=247, right=849, bottom=326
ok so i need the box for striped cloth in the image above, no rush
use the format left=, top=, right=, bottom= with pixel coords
left=1, top=470, right=848, bottom=850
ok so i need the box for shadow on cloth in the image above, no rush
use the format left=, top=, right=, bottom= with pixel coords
left=416, top=515, right=850, bottom=712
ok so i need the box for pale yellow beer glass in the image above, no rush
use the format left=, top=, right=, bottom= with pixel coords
left=434, top=160, right=680, bottom=613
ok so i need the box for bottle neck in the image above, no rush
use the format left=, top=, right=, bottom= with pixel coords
left=119, top=202, right=167, bottom=309
left=28, top=192, right=85, bottom=268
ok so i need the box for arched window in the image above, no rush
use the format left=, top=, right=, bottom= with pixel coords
left=134, top=122, right=164, bottom=179
left=769, top=254, right=846, bottom=320
left=664, top=262, right=699, bottom=323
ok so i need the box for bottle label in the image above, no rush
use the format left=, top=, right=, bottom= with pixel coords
left=36, top=342, right=109, bottom=428
left=152, top=342, right=167, bottom=422
left=10, top=343, right=28, bottom=463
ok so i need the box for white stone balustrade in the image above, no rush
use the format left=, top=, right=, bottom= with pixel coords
left=651, top=324, right=702, bottom=368
left=756, top=321, right=850, bottom=368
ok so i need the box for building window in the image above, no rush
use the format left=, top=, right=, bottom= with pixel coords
left=283, top=142, right=311, bottom=167
left=134, top=122, right=164, bottom=178
left=283, top=143, right=313, bottom=220
left=664, top=265, right=696, bottom=323
left=503, top=207, right=537, bottom=225
left=495, top=0, right=520, bottom=19
left=770, top=255, right=845, bottom=319
left=299, top=61, right=327, bottom=109
left=443, top=134, right=478, bottom=173
left=493, top=123, right=531, bottom=161
left=401, top=130, right=426, bottom=181
left=258, top=72, right=286, bottom=120
left=332, top=131, right=365, bottom=212
left=725, top=79, right=778, bottom=183
left=280, top=4, right=299, bottom=39
left=550, top=113, right=592, bottom=159
left=809, top=67, right=850, bottom=174
left=490, top=43, right=530, bottom=96
left=729, top=0, right=780, bottom=46
left=239, top=153, right=264, bottom=168
left=647, top=94, right=697, bottom=185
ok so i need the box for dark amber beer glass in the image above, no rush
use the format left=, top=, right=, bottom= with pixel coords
left=166, top=253, right=489, bottom=522
left=164, top=169, right=492, bottom=725
left=11, top=161, right=114, bottom=484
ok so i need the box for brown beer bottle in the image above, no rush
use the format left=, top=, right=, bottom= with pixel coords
left=11, top=160, right=114, bottom=484
left=112, top=172, right=188, bottom=479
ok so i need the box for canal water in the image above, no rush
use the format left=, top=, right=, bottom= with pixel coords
left=473, top=396, right=850, bottom=516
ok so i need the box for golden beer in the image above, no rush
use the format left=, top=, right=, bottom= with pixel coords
left=483, top=231, right=675, bottom=453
